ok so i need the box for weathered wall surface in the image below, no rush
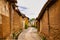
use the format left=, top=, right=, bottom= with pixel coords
left=0, top=0, right=24, bottom=40
left=0, top=0, right=11, bottom=38
left=13, top=10, right=20, bottom=33
left=2, top=15, right=10, bottom=38
left=40, top=10, right=49, bottom=40
left=0, top=24, right=2, bottom=38
left=39, top=0, right=60, bottom=40
left=0, top=15, right=2, bottom=38
left=49, top=0, right=60, bottom=40
left=20, top=16, right=23, bottom=29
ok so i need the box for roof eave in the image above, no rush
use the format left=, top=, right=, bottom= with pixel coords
left=36, top=0, right=56, bottom=20
left=6, top=0, right=17, bottom=3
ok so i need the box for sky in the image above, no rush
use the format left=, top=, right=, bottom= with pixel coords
left=17, top=0, right=47, bottom=19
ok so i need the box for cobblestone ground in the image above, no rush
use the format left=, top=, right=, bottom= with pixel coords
left=18, top=27, right=41, bottom=40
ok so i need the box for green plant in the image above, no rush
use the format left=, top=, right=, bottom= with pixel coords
left=15, top=29, right=23, bottom=39
left=13, top=33, right=16, bottom=39
left=41, top=36, right=47, bottom=40
left=30, top=18, right=35, bottom=21
left=12, top=30, right=22, bottom=39
left=25, top=24, right=28, bottom=29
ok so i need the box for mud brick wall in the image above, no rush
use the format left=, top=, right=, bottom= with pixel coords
left=13, top=10, right=22, bottom=33
left=49, top=0, right=60, bottom=40
left=0, top=1, right=3, bottom=38
left=0, top=0, right=11, bottom=38
left=0, top=24, right=3, bottom=38
left=40, top=10, right=49, bottom=40
left=0, top=15, right=2, bottom=38
left=2, top=15, right=10, bottom=38
left=20, top=16, right=23, bottom=29
left=39, top=0, right=60, bottom=40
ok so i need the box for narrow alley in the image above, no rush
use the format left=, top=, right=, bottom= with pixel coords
left=18, top=27, right=41, bottom=40
left=0, top=0, right=60, bottom=40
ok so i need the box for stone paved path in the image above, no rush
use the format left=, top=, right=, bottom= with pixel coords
left=18, top=27, right=41, bottom=40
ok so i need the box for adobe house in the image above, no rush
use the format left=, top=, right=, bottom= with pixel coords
left=24, top=17, right=29, bottom=29
left=30, top=19, right=37, bottom=28
left=0, top=0, right=11, bottom=39
left=35, top=19, right=40, bottom=32
left=0, top=0, right=17, bottom=39
left=21, top=13, right=29, bottom=29
left=8, top=1, right=24, bottom=39
left=24, top=17, right=29, bottom=26
left=36, top=0, right=60, bottom=40
left=13, top=8, right=23, bottom=37
left=19, top=14, right=24, bottom=30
